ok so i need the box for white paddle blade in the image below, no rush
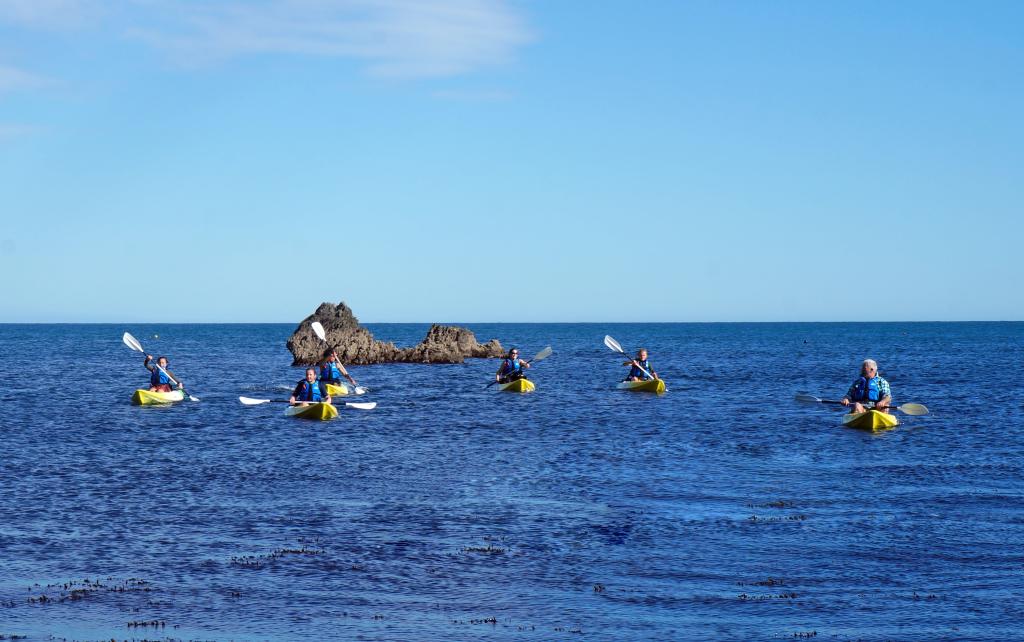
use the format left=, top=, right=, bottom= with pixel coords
left=122, top=332, right=144, bottom=353
left=311, top=321, right=327, bottom=342
left=899, top=403, right=929, bottom=416
left=345, top=402, right=377, bottom=410
left=532, top=346, right=553, bottom=363
left=353, top=386, right=368, bottom=395
left=604, top=335, right=624, bottom=354
left=239, top=396, right=271, bottom=405
left=187, top=393, right=201, bottom=402
left=794, top=394, right=822, bottom=404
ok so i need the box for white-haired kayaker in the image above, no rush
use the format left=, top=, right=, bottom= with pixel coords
left=624, top=348, right=659, bottom=382
left=144, top=354, right=182, bottom=392
left=320, top=349, right=358, bottom=389
left=840, top=359, right=892, bottom=414
left=496, top=348, right=531, bottom=384
left=290, top=368, right=332, bottom=407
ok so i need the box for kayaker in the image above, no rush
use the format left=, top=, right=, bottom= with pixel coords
left=144, top=354, right=182, bottom=392
left=840, top=359, right=892, bottom=414
left=290, top=368, right=332, bottom=406
left=624, top=348, right=659, bottom=382
left=495, top=348, right=531, bottom=383
left=320, top=349, right=359, bottom=389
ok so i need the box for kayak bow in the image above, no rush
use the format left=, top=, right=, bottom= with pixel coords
left=842, top=409, right=899, bottom=432
left=324, top=383, right=349, bottom=397
left=131, top=389, right=185, bottom=406
left=497, top=378, right=535, bottom=393
left=284, top=402, right=339, bottom=421
left=616, top=379, right=666, bottom=394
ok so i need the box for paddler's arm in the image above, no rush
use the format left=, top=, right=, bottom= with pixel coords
left=337, top=363, right=357, bottom=386
left=840, top=380, right=858, bottom=406
left=166, top=370, right=182, bottom=388
left=144, top=354, right=155, bottom=372
left=875, top=378, right=892, bottom=409
left=289, top=382, right=302, bottom=406
left=320, top=382, right=331, bottom=405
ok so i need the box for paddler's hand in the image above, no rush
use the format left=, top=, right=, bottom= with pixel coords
left=840, top=398, right=850, bottom=406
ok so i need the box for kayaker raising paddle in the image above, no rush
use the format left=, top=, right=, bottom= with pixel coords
left=624, top=348, right=659, bottom=382
left=840, top=359, right=892, bottom=414
left=290, top=368, right=332, bottom=407
left=144, top=354, right=182, bottom=393
left=320, top=349, right=358, bottom=390
left=496, top=348, right=531, bottom=384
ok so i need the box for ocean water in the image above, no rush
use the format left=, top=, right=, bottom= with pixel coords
left=0, top=322, right=1022, bottom=641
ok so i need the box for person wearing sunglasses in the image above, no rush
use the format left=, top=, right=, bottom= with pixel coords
left=144, top=354, right=183, bottom=393
left=320, top=349, right=358, bottom=390
left=840, top=359, right=892, bottom=414
left=624, top=348, right=658, bottom=382
left=495, top=348, right=531, bottom=384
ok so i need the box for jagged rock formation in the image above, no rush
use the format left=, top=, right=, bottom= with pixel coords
left=286, top=302, right=504, bottom=365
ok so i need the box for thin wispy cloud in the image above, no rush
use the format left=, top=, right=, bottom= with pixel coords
left=432, top=87, right=512, bottom=101
left=0, top=0, right=100, bottom=29
left=0, top=65, right=49, bottom=93
left=0, top=123, right=41, bottom=140
left=129, top=0, right=533, bottom=78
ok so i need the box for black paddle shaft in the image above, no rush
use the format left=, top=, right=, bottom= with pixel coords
left=816, top=398, right=900, bottom=410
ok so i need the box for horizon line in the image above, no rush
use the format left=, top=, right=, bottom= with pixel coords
left=1, top=320, right=1022, bottom=325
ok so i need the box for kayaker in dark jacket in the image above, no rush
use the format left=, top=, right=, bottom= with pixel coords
left=624, top=349, right=658, bottom=382
left=840, top=359, right=892, bottom=414
left=144, top=354, right=182, bottom=392
left=495, top=348, right=530, bottom=383
left=319, top=349, right=358, bottom=389
left=290, top=368, right=332, bottom=406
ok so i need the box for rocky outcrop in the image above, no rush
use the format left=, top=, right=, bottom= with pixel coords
left=286, top=301, right=504, bottom=366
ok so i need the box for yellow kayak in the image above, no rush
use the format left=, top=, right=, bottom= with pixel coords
left=498, top=378, right=535, bottom=393
left=284, top=402, right=339, bottom=421
left=617, top=379, right=666, bottom=394
left=324, top=383, right=349, bottom=397
left=131, top=389, right=185, bottom=406
left=842, top=410, right=899, bottom=431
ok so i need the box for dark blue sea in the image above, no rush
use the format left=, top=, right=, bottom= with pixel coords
left=1, top=322, right=1022, bottom=641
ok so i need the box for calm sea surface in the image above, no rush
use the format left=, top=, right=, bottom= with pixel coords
left=1, top=322, right=1022, bottom=641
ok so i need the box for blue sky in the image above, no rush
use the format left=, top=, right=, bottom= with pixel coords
left=1, top=1, right=1021, bottom=322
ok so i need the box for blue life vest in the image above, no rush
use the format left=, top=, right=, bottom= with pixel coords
left=851, top=376, right=881, bottom=402
left=629, top=359, right=653, bottom=380
left=150, top=365, right=171, bottom=387
left=502, top=358, right=522, bottom=375
left=321, top=361, right=343, bottom=382
left=296, top=380, right=323, bottom=402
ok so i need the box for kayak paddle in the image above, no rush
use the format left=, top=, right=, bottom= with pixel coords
left=485, top=346, right=552, bottom=389
left=310, top=321, right=368, bottom=395
left=122, top=331, right=199, bottom=401
left=238, top=396, right=377, bottom=410
left=794, top=393, right=929, bottom=416
left=603, top=335, right=655, bottom=380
